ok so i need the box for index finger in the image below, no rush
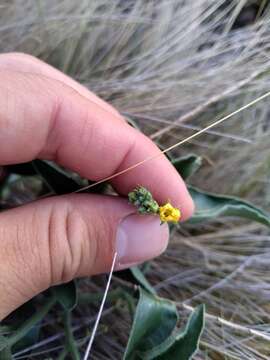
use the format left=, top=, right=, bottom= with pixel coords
left=0, top=70, right=194, bottom=220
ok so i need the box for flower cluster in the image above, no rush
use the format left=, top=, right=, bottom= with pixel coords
left=128, top=186, right=159, bottom=214
left=128, top=186, right=181, bottom=223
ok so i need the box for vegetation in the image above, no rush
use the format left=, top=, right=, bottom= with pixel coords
left=1, top=1, right=270, bottom=359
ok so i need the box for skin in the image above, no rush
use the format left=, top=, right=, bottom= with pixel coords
left=0, top=53, right=194, bottom=320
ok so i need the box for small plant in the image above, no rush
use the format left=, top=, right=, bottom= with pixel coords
left=128, top=186, right=181, bottom=223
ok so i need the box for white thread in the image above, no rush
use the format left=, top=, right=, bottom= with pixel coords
left=83, top=252, right=118, bottom=360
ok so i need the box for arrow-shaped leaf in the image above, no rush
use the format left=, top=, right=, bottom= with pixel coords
left=172, top=154, right=202, bottom=180
left=130, top=266, right=156, bottom=295
left=124, top=288, right=178, bottom=360
left=143, top=304, right=205, bottom=360
left=188, top=186, right=270, bottom=227
left=51, top=281, right=77, bottom=311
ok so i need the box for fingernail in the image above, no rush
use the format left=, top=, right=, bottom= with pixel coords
left=115, top=214, right=169, bottom=269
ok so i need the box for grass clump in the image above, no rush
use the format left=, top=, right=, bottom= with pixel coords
left=1, top=1, right=270, bottom=359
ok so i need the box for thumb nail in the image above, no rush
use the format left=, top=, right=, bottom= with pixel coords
left=115, top=214, right=169, bottom=269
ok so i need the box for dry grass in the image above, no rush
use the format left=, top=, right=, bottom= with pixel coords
left=1, top=0, right=270, bottom=359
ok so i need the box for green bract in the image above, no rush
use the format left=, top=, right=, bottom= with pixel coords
left=128, top=186, right=159, bottom=214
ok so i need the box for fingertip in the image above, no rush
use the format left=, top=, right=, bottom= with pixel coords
left=179, top=191, right=195, bottom=221
left=166, top=176, right=195, bottom=222
left=115, top=214, right=169, bottom=270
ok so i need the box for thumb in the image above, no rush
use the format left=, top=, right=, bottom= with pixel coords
left=0, top=193, right=168, bottom=319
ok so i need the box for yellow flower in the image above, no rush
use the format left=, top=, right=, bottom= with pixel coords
left=159, top=203, right=181, bottom=223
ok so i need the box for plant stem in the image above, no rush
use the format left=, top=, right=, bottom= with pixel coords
left=63, top=311, right=80, bottom=360
left=7, top=296, right=56, bottom=349
left=78, top=288, right=123, bottom=305
left=57, top=348, right=68, bottom=360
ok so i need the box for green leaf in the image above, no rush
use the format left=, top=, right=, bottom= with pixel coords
left=153, top=304, right=205, bottom=360
left=8, top=300, right=41, bottom=352
left=7, top=159, right=106, bottom=195
left=63, top=311, right=80, bottom=360
left=51, top=281, right=78, bottom=311
left=13, top=323, right=40, bottom=352
left=6, top=162, right=36, bottom=176
left=32, top=160, right=88, bottom=194
left=0, top=174, right=43, bottom=206
left=188, top=186, right=270, bottom=227
left=172, top=154, right=202, bottom=180
left=115, top=265, right=155, bottom=295
left=124, top=288, right=178, bottom=360
left=130, top=266, right=156, bottom=295
left=0, top=297, right=55, bottom=353
left=32, top=159, right=106, bottom=194
left=0, top=335, right=11, bottom=360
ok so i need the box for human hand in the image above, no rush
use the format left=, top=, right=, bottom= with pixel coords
left=0, top=53, right=194, bottom=320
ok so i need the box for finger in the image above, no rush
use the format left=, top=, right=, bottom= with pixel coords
left=0, top=70, right=193, bottom=219
left=0, top=194, right=169, bottom=319
left=0, top=52, right=121, bottom=119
